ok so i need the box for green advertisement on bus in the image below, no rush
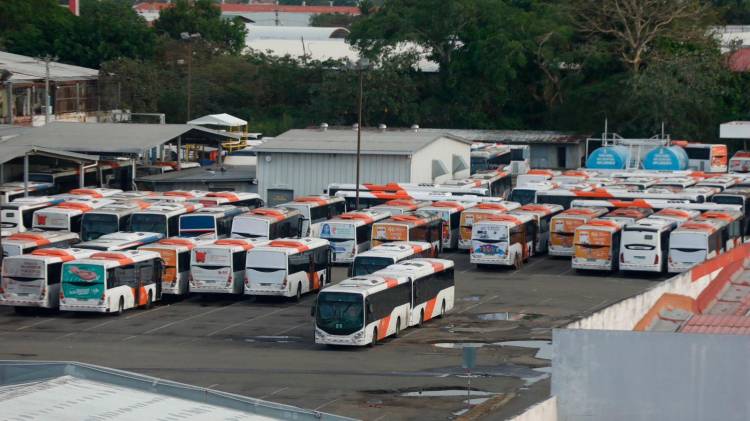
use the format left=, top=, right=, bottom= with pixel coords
left=62, top=263, right=106, bottom=299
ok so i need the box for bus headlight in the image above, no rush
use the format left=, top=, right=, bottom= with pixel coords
left=353, top=331, right=364, bottom=340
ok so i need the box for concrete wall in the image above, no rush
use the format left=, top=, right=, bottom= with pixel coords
left=507, top=397, right=557, bottom=421
left=553, top=329, right=750, bottom=421
left=411, top=136, right=471, bottom=183
left=257, top=152, right=410, bottom=201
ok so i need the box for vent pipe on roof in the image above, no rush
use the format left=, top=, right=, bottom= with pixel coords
left=378, top=124, right=387, bottom=132
left=320, top=123, right=328, bottom=132
left=411, top=124, right=420, bottom=132
left=352, top=123, right=359, bottom=131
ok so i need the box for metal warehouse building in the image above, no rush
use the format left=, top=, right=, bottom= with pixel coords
left=255, top=127, right=471, bottom=205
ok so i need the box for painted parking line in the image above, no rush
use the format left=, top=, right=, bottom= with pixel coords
left=259, top=386, right=288, bottom=399
left=16, top=318, right=56, bottom=331
left=143, top=305, right=233, bottom=335
left=276, top=321, right=309, bottom=336
left=456, top=295, right=499, bottom=315
left=205, top=306, right=290, bottom=337
left=314, top=397, right=342, bottom=411
left=55, top=305, right=169, bottom=339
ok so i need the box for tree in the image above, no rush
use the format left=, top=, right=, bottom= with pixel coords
left=154, top=0, right=246, bottom=55
left=69, top=0, right=156, bottom=68
left=310, top=13, right=359, bottom=28
left=570, top=0, right=710, bottom=73
left=0, top=0, right=76, bottom=61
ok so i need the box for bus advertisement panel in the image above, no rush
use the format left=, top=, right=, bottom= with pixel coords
left=572, top=219, right=623, bottom=271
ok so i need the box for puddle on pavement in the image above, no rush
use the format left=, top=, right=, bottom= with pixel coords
left=244, top=336, right=301, bottom=343
left=401, top=389, right=494, bottom=397
left=522, top=367, right=551, bottom=386
left=476, top=312, right=544, bottom=321
left=493, top=340, right=552, bottom=360
left=433, top=342, right=485, bottom=349
left=460, top=295, right=482, bottom=302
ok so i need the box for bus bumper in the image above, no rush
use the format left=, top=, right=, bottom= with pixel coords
left=620, top=263, right=661, bottom=273
left=245, top=287, right=288, bottom=297
left=572, top=259, right=613, bottom=271
left=59, top=303, right=109, bottom=313
left=470, top=254, right=512, bottom=266
left=0, top=298, right=49, bottom=309
left=668, top=263, right=695, bottom=273
left=548, top=247, right=573, bottom=257
left=315, top=328, right=367, bottom=346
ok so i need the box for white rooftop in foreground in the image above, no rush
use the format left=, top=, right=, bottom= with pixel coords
left=1, top=375, right=275, bottom=421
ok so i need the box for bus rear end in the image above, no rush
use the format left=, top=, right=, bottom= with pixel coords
left=60, top=261, right=108, bottom=312
left=191, top=240, right=254, bottom=294
left=245, top=248, right=289, bottom=296
left=572, top=220, right=622, bottom=271
left=371, top=222, right=409, bottom=248
left=667, top=221, right=723, bottom=273
left=620, top=221, right=672, bottom=273
left=1, top=256, right=50, bottom=308
left=319, top=221, right=359, bottom=263
left=470, top=220, right=511, bottom=266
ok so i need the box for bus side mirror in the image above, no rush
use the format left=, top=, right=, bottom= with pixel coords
left=310, top=303, right=316, bottom=317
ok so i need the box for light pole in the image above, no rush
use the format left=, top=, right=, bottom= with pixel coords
left=180, top=32, right=201, bottom=122
left=39, top=55, right=58, bottom=124
left=354, top=57, right=370, bottom=210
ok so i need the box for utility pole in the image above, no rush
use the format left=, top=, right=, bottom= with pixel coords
left=41, top=55, right=57, bottom=124
left=354, top=58, right=369, bottom=210
left=180, top=32, right=201, bottom=122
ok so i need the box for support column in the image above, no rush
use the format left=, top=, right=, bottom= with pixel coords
left=79, top=163, right=85, bottom=188
left=217, top=142, right=223, bottom=168
left=23, top=153, right=29, bottom=197
left=131, top=157, right=137, bottom=191
left=176, top=137, right=182, bottom=171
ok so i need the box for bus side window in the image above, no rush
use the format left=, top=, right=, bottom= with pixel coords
left=450, top=212, right=460, bottom=230
left=356, top=224, right=371, bottom=244
left=314, top=246, right=329, bottom=271
left=510, top=226, right=522, bottom=247
left=178, top=250, right=190, bottom=272
left=121, top=215, right=132, bottom=231
left=232, top=251, right=245, bottom=272
left=115, top=264, right=138, bottom=288
left=169, top=216, right=179, bottom=237
left=47, top=262, right=63, bottom=285
left=71, top=215, right=82, bottom=234
left=334, top=202, right=346, bottom=217
left=219, top=216, right=233, bottom=237
left=22, top=210, right=34, bottom=230
left=540, top=216, right=550, bottom=234
left=289, top=250, right=310, bottom=274
left=106, top=268, right=117, bottom=289
left=138, top=261, right=154, bottom=285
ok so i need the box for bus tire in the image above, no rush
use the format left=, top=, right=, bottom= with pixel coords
left=394, top=318, right=401, bottom=338
left=145, top=292, right=153, bottom=309
left=370, top=328, right=378, bottom=347
left=294, top=283, right=302, bottom=302
left=116, top=298, right=124, bottom=316
left=438, top=300, right=446, bottom=319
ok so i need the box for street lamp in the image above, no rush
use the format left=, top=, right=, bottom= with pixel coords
left=354, top=57, right=370, bottom=210
left=180, top=32, right=201, bottom=122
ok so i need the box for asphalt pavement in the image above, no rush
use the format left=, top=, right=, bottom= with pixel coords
left=0, top=251, right=662, bottom=420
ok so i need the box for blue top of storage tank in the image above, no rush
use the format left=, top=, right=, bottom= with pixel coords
left=586, top=146, right=629, bottom=169
left=642, top=146, right=688, bottom=171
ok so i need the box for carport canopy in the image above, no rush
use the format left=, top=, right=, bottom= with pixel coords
left=0, top=144, right=98, bottom=165
left=4, top=122, right=242, bottom=155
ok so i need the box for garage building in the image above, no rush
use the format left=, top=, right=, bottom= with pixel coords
left=255, top=127, right=471, bottom=205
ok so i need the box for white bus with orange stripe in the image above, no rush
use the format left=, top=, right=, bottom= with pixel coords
left=375, top=258, right=455, bottom=328
left=668, top=219, right=729, bottom=273
left=191, top=191, right=263, bottom=208
left=699, top=210, right=744, bottom=250
left=1, top=196, right=65, bottom=237
left=281, top=196, right=346, bottom=236
left=601, top=207, right=653, bottom=226
left=0, top=248, right=97, bottom=310
left=60, top=250, right=163, bottom=314
left=61, top=188, right=123, bottom=199
left=190, top=239, right=264, bottom=295
left=0, top=181, right=55, bottom=204
left=572, top=219, right=624, bottom=271
left=370, top=199, right=431, bottom=216
left=458, top=202, right=521, bottom=250
left=77, top=232, right=164, bottom=252
left=314, top=274, right=411, bottom=346
left=315, top=210, right=390, bottom=263
left=420, top=201, right=477, bottom=250
left=130, top=202, right=203, bottom=237
left=3, top=231, right=80, bottom=257
left=245, top=238, right=331, bottom=301
left=139, top=238, right=212, bottom=295
left=649, top=208, right=701, bottom=226
left=350, top=241, right=433, bottom=276
left=470, top=213, right=536, bottom=269
left=32, top=198, right=115, bottom=232
left=371, top=213, right=443, bottom=254
left=511, top=204, right=564, bottom=254
left=79, top=201, right=152, bottom=241
left=230, top=207, right=303, bottom=240
left=549, top=207, right=608, bottom=256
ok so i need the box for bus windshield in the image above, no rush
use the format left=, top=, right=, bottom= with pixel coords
left=509, top=189, right=536, bottom=205
left=181, top=215, right=216, bottom=237
left=316, top=292, right=364, bottom=335
left=131, top=214, right=168, bottom=236
left=352, top=256, right=394, bottom=276
left=61, top=263, right=106, bottom=299
left=81, top=214, right=118, bottom=241
left=232, top=218, right=268, bottom=238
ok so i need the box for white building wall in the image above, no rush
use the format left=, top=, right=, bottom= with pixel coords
left=410, top=136, right=470, bottom=183
left=257, top=152, right=411, bottom=201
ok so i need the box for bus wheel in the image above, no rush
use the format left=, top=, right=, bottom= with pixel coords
left=145, top=292, right=153, bottom=309
left=438, top=301, right=446, bottom=319
left=394, top=318, right=401, bottom=338
left=294, top=283, right=302, bottom=302
left=116, top=298, right=124, bottom=316
left=370, top=328, right=378, bottom=347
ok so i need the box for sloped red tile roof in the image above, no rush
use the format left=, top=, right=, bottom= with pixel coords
left=728, top=48, right=750, bottom=72
left=680, top=315, right=750, bottom=335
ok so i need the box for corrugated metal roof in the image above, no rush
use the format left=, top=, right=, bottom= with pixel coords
left=0, top=50, right=98, bottom=82
left=188, top=113, right=247, bottom=127
left=0, top=144, right=98, bottom=165
left=4, top=122, right=241, bottom=155
left=419, top=129, right=587, bottom=144
left=137, top=165, right=256, bottom=183
left=254, top=128, right=471, bottom=155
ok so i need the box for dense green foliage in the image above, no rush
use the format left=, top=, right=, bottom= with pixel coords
left=3, top=0, right=750, bottom=141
